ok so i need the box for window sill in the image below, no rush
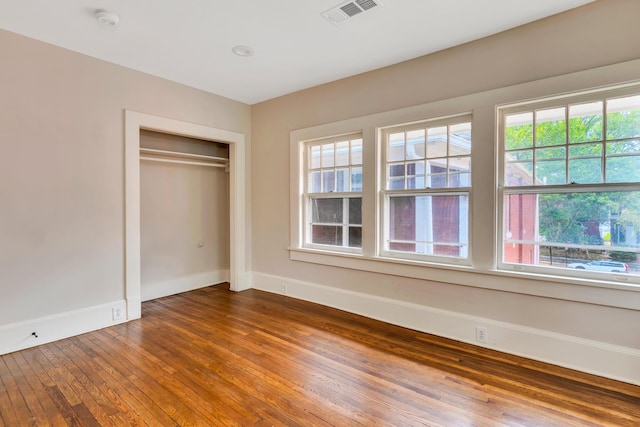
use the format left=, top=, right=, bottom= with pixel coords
left=288, top=247, right=640, bottom=310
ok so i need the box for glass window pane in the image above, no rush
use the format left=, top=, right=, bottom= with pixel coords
left=506, top=149, right=533, bottom=161
left=336, top=168, right=349, bottom=192
left=388, top=132, right=405, bottom=162
left=348, top=197, right=362, bottom=225
left=569, top=143, right=602, bottom=158
left=335, top=140, right=350, bottom=167
left=536, top=147, right=566, bottom=160
left=450, top=122, right=472, bottom=156
left=388, top=177, right=404, bottom=190
left=607, top=95, right=640, bottom=139
left=407, top=176, right=425, bottom=189
left=607, top=139, right=640, bottom=155
left=310, top=145, right=321, bottom=169
left=388, top=195, right=468, bottom=257
left=503, top=191, right=640, bottom=275
left=569, top=158, right=602, bottom=184
left=569, top=101, right=603, bottom=143
left=388, top=163, right=405, bottom=178
left=310, top=171, right=321, bottom=193
left=406, top=129, right=425, bottom=160
left=322, top=143, right=334, bottom=167
left=348, top=227, right=362, bottom=248
left=312, top=225, right=342, bottom=246
left=536, top=107, right=566, bottom=147
left=536, top=160, right=566, bottom=185
left=351, top=167, right=362, bottom=191
left=505, top=112, right=533, bottom=150
left=311, top=198, right=343, bottom=223
left=351, top=139, right=363, bottom=165
left=607, top=156, right=640, bottom=183
left=427, top=126, right=448, bottom=158
left=505, top=162, right=534, bottom=186
left=322, top=170, right=335, bottom=192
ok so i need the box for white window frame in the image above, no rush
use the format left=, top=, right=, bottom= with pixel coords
left=289, top=60, right=640, bottom=311
left=497, top=85, right=640, bottom=285
left=379, top=115, right=473, bottom=265
left=302, top=134, right=363, bottom=253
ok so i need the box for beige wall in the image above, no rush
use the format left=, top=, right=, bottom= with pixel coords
left=0, top=29, right=250, bottom=325
left=251, top=0, right=640, bottom=349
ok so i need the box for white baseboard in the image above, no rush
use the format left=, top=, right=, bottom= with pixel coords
left=251, top=271, right=640, bottom=386
left=0, top=300, right=127, bottom=356
left=141, top=269, right=229, bottom=302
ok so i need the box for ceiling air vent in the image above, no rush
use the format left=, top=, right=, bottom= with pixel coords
left=322, top=0, right=383, bottom=25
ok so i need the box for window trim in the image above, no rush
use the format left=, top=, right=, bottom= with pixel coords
left=289, top=61, right=640, bottom=311
left=379, top=114, right=473, bottom=265
left=496, top=86, right=640, bottom=284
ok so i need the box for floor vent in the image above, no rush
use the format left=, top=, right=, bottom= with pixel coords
left=322, top=0, right=383, bottom=25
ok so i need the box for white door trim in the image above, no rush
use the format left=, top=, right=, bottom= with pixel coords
left=124, top=110, right=248, bottom=320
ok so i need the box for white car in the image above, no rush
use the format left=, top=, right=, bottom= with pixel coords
left=567, top=260, right=628, bottom=273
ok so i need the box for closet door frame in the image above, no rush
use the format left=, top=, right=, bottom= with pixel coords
left=124, top=110, right=248, bottom=321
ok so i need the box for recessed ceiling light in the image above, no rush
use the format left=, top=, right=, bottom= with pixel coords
left=95, top=9, right=120, bottom=27
left=232, top=45, right=254, bottom=57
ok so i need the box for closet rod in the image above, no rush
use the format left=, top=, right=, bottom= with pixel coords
left=139, top=147, right=228, bottom=162
left=140, top=156, right=227, bottom=168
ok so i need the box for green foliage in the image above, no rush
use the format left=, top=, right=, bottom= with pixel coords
left=609, top=251, right=637, bottom=262
left=505, top=99, right=640, bottom=247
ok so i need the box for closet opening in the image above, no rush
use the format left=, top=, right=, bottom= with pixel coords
left=124, top=110, right=248, bottom=321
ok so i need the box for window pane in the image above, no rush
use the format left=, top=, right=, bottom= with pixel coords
left=406, top=129, right=425, bottom=160
left=322, top=143, right=335, bottom=167
left=607, top=95, right=640, bottom=139
left=607, top=139, right=640, bottom=155
left=536, top=107, right=566, bottom=147
left=336, top=168, right=349, bottom=192
left=351, top=139, right=363, bottom=165
left=503, top=191, right=640, bottom=275
left=310, top=145, right=321, bottom=169
left=505, top=162, right=534, bottom=186
left=310, top=171, right=321, bottom=192
left=536, top=160, right=566, bottom=185
left=349, top=197, right=362, bottom=225
left=536, top=147, right=566, bottom=160
left=607, top=156, right=640, bottom=183
left=322, top=170, right=335, bottom=192
left=388, top=132, right=405, bottom=162
left=388, top=194, right=469, bottom=258
left=427, top=126, right=448, bottom=158
left=312, top=225, right=342, bottom=246
left=505, top=112, right=533, bottom=150
left=348, top=227, right=362, bottom=248
left=450, top=122, right=472, bottom=156
left=569, top=101, right=603, bottom=143
left=569, top=143, right=602, bottom=158
left=449, top=156, right=471, bottom=188
left=311, top=198, right=343, bottom=223
left=569, top=158, right=602, bottom=184
left=351, top=167, right=362, bottom=191
left=335, top=140, right=350, bottom=167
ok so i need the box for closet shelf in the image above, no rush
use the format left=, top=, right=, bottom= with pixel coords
left=140, top=147, right=228, bottom=169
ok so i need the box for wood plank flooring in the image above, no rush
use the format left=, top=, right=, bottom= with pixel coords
left=1, top=283, right=639, bottom=426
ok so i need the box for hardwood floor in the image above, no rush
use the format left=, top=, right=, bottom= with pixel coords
left=1, top=284, right=638, bottom=426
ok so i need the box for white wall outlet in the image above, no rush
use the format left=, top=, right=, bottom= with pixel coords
left=112, top=306, right=124, bottom=322
left=476, top=326, right=488, bottom=344
left=281, top=283, right=288, bottom=295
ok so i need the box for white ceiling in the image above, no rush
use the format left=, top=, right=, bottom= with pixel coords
left=0, top=0, right=594, bottom=105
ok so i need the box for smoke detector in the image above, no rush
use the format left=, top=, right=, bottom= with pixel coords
left=95, top=9, right=120, bottom=27
left=322, top=0, right=383, bottom=25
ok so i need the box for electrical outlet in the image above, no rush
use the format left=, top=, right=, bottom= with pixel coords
left=112, top=306, right=124, bottom=322
left=281, top=283, right=288, bottom=295
left=476, top=326, right=488, bottom=344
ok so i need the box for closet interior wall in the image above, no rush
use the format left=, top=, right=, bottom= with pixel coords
left=139, top=130, right=230, bottom=301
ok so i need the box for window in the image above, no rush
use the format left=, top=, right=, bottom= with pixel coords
left=382, top=117, right=472, bottom=262
left=304, top=135, right=363, bottom=250
left=500, top=91, right=640, bottom=279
